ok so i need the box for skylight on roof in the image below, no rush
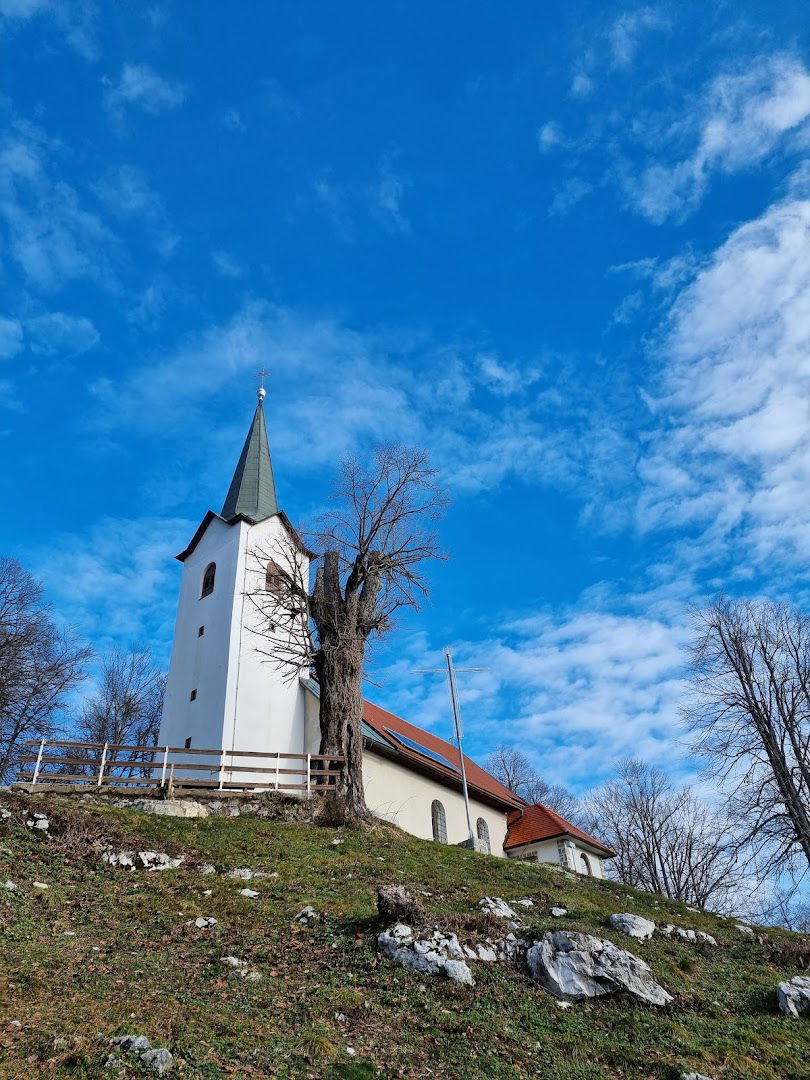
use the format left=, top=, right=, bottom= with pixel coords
left=385, top=728, right=460, bottom=774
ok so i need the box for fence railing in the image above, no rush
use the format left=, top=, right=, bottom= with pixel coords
left=17, top=740, right=344, bottom=795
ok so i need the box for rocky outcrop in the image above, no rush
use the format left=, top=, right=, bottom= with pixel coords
left=525, top=930, right=672, bottom=1005
left=658, top=924, right=717, bottom=946
left=777, top=975, right=810, bottom=1018
left=609, top=913, right=656, bottom=940
left=103, top=850, right=183, bottom=871
left=377, top=924, right=474, bottom=985
left=479, top=897, right=518, bottom=920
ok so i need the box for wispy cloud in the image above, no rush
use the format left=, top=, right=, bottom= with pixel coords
left=0, top=317, right=23, bottom=360
left=103, top=63, right=188, bottom=126
left=86, top=300, right=634, bottom=509
left=211, top=250, right=244, bottom=278
left=28, top=514, right=194, bottom=653
left=0, top=119, right=119, bottom=291
left=638, top=182, right=810, bottom=573
left=0, top=0, right=98, bottom=60
left=93, top=163, right=178, bottom=257
left=628, top=55, right=810, bottom=222
left=608, top=7, right=669, bottom=69
left=24, top=311, right=99, bottom=356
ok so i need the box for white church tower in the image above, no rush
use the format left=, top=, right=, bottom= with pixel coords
left=159, top=385, right=312, bottom=778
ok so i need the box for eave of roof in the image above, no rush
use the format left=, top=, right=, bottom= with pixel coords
left=504, top=803, right=616, bottom=858
left=176, top=508, right=316, bottom=562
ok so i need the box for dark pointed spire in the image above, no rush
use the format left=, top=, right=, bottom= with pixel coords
left=221, top=387, right=279, bottom=523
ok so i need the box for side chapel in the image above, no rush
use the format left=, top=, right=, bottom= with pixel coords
left=159, top=388, right=614, bottom=876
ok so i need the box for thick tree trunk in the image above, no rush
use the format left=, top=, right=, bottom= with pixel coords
left=316, top=628, right=370, bottom=823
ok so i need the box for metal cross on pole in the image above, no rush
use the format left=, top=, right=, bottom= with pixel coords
left=414, top=648, right=488, bottom=844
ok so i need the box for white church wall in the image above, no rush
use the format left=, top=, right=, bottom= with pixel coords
left=506, top=838, right=605, bottom=878
left=159, top=516, right=241, bottom=773
left=218, top=515, right=309, bottom=784
left=362, top=748, right=509, bottom=855
left=159, top=513, right=310, bottom=785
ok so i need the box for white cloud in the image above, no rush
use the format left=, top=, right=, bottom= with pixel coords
left=638, top=187, right=810, bottom=571
left=0, top=121, right=119, bottom=291
left=631, top=55, right=810, bottom=222
left=0, top=317, right=23, bottom=359
left=103, top=63, right=188, bottom=122
left=93, top=164, right=178, bottom=257
left=211, top=250, right=244, bottom=278
left=371, top=156, right=411, bottom=235
left=548, top=177, right=592, bottom=217
left=24, top=311, right=99, bottom=356
left=29, top=515, right=194, bottom=654
left=608, top=7, right=669, bottom=69
left=86, top=300, right=633, bottom=504
left=376, top=596, right=690, bottom=792
left=219, top=108, right=246, bottom=134
left=537, top=121, right=564, bottom=153
left=570, top=71, right=594, bottom=99
left=0, top=0, right=98, bottom=60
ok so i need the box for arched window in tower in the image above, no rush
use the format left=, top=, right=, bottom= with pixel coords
left=476, top=817, right=491, bottom=855
left=201, top=562, right=216, bottom=598
left=265, top=559, right=285, bottom=593
left=579, top=851, right=593, bottom=876
left=431, top=799, right=447, bottom=844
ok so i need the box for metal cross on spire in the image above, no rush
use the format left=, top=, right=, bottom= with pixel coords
left=256, top=368, right=269, bottom=401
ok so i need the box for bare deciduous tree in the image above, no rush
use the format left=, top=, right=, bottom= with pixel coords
left=686, top=597, right=810, bottom=880
left=485, top=744, right=581, bottom=821
left=249, top=446, right=446, bottom=822
left=73, top=647, right=166, bottom=776
left=585, top=758, right=742, bottom=911
left=0, top=557, right=90, bottom=781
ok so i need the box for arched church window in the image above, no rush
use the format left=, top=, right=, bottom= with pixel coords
left=201, top=563, right=216, bottom=598
left=431, top=800, right=447, bottom=844
left=579, top=852, right=593, bottom=876
left=265, top=560, right=285, bottom=593
left=476, top=817, right=491, bottom=855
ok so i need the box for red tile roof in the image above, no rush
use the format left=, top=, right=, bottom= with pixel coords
left=504, top=803, right=616, bottom=857
left=362, top=700, right=523, bottom=810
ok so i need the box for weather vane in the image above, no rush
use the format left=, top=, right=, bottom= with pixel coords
left=256, top=368, right=269, bottom=401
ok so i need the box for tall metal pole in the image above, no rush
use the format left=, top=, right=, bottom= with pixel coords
left=444, top=648, right=475, bottom=844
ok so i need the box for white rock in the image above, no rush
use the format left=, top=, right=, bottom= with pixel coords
left=227, top=868, right=254, bottom=880
left=331, top=837, right=344, bottom=845
left=777, top=975, right=810, bottom=1018
left=193, top=916, right=217, bottom=929
left=111, top=1035, right=152, bottom=1053
left=556, top=1000, right=572, bottom=1010
left=294, top=905, right=319, bottom=924
left=681, top=1073, right=714, bottom=1080
left=479, top=897, right=518, bottom=919
left=378, top=925, right=475, bottom=985
left=735, top=923, right=755, bottom=938
left=221, top=956, right=247, bottom=968
left=609, top=913, right=656, bottom=941
left=550, top=907, right=567, bottom=918
left=2, top=879, right=16, bottom=891
left=199, top=865, right=216, bottom=875
left=203, top=889, right=212, bottom=897
left=33, top=881, right=49, bottom=889
left=240, top=888, right=259, bottom=899
left=0, top=806, right=11, bottom=820
left=515, top=898, right=534, bottom=908
left=130, top=799, right=208, bottom=819
left=141, top=1047, right=173, bottom=1074
left=526, top=930, right=672, bottom=1006
left=476, top=945, right=498, bottom=962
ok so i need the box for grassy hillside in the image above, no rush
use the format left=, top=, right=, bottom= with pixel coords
left=1, top=791, right=809, bottom=1080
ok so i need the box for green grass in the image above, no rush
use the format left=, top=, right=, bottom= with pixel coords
left=1, top=790, right=809, bottom=1079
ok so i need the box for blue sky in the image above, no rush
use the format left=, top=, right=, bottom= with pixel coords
left=3, top=1, right=810, bottom=792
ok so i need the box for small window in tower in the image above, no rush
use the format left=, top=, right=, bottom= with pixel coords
left=189, top=689, right=197, bottom=702
left=198, top=625, right=205, bottom=637
left=184, top=736, right=192, bottom=748
left=201, top=562, right=216, bottom=598
left=265, top=560, right=285, bottom=593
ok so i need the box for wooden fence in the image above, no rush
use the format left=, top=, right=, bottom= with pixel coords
left=17, top=739, right=344, bottom=795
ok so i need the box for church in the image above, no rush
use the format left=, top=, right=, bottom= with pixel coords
left=158, top=388, right=614, bottom=877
